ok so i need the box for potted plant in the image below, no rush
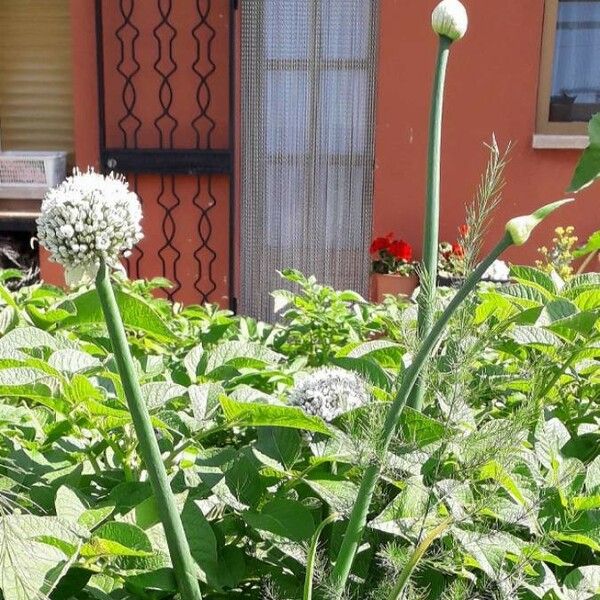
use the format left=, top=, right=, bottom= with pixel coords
left=369, top=233, right=418, bottom=302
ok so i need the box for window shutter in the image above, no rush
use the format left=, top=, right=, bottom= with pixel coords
left=0, top=0, right=73, bottom=153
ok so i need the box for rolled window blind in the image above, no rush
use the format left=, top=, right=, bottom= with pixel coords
left=0, top=0, right=74, bottom=152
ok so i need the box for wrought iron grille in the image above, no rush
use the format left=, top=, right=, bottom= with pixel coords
left=95, top=0, right=235, bottom=306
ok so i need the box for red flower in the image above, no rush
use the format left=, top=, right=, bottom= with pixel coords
left=458, top=224, right=469, bottom=237
left=389, top=239, right=413, bottom=262
left=452, top=242, right=465, bottom=257
left=370, top=233, right=393, bottom=254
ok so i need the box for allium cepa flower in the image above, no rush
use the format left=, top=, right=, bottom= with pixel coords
left=431, top=0, right=468, bottom=41
left=37, top=169, right=143, bottom=284
left=289, top=367, right=369, bottom=422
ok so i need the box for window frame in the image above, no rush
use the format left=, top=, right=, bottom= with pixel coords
left=537, top=0, right=590, bottom=136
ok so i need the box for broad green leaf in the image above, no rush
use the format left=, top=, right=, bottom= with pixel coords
left=205, top=341, right=283, bottom=373
left=479, top=460, right=527, bottom=505
left=512, top=326, right=562, bottom=347
left=574, top=230, right=600, bottom=257
left=573, top=289, right=600, bottom=311
left=550, top=531, right=600, bottom=552
left=304, top=475, right=359, bottom=513
left=332, top=356, right=391, bottom=390
left=510, top=266, right=557, bottom=295
left=183, top=344, right=204, bottom=381
left=564, top=566, right=600, bottom=593
left=125, top=568, right=177, bottom=597
left=243, top=498, right=315, bottom=541
left=255, top=427, right=301, bottom=471
left=181, top=499, right=219, bottom=585
left=0, top=326, right=58, bottom=351
left=61, top=289, right=176, bottom=342
left=220, top=396, right=330, bottom=435
left=189, top=383, right=222, bottom=422
left=0, top=514, right=84, bottom=600
left=81, top=522, right=153, bottom=558
left=536, top=300, right=578, bottom=327
left=141, top=381, right=186, bottom=410
left=568, top=113, right=600, bottom=192
left=55, top=486, right=87, bottom=525
left=49, top=349, right=101, bottom=374
left=399, top=407, right=448, bottom=448
left=345, top=339, right=404, bottom=370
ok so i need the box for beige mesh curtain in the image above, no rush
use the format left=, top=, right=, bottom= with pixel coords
left=240, top=0, right=379, bottom=321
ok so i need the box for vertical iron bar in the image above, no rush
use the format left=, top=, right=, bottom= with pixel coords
left=95, top=0, right=107, bottom=168
left=228, top=0, right=236, bottom=311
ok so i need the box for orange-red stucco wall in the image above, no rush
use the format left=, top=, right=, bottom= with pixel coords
left=373, top=0, right=598, bottom=265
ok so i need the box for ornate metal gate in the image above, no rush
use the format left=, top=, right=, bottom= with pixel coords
left=95, top=0, right=235, bottom=307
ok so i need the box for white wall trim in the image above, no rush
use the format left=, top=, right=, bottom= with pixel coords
left=532, top=134, right=589, bottom=150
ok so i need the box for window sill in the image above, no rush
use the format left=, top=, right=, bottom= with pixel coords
left=532, top=134, right=588, bottom=150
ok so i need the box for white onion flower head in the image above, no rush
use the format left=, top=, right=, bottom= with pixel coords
left=37, top=169, right=143, bottom=285
left=289, top=367, right=369, bottom=422
left=431, top=0, right=468, bottom=41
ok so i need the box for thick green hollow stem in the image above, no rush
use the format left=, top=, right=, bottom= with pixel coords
left=387, top=519, right=452, bottom=600
left=329, top=235, right=512, bottom=597
left=303, top=513, right=340, bottom=600
left=411, top=35, right=453, bottom=412
left=95, top=261, right=203, bottom=600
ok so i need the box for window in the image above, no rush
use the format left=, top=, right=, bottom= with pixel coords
left=537, top=0, right=600, bottom=137
left=240, top=1, right=379, bottom=320
left=0, top=0, right=74, bottom=153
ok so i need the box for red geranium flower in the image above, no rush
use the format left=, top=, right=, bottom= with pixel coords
left=458, top=224, right=469, bottom=237
left=370, top=232, right=393, bottom=254
left=389, top=239, right=413, bottom=262
left=452, top=242, right=465, bottom=257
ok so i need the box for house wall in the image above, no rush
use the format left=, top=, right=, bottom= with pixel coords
left=373, top=0, right=598, bottom=265
left=49, top=1, right=597, bottom=292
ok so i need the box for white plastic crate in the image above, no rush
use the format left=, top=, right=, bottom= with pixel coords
left=0, top=151, right=67, bottom=199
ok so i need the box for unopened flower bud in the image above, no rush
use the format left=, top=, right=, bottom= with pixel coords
left=505, top=199, right=573, bottom=246
left=431, top=0, right=468, bottom=41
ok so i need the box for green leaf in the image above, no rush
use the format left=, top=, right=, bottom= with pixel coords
left=510, top=266, right=557, bottom=295
left=574, top=229, right=600, bottom=257
left=344, top=339, right=404, bottom=370
left=220, top=396, right=330, bottom=435
left=550, top=531, right=600, bottom=552
left=49, top=349, right=101, bottom=374
left=569, top=113, right=600, bottom=192
left=61, top=288, right=176, bottom=342
left=255, top=427, right=301, bottom=471
left=81, top=522, right=153, bottom=558
left=399, top=407, right=448, bottom=448
left=141, top=381, right=186, bottom=411
left=564, top=566, right=600, bottom=593
left=243, top=498, right=315, bottom=541
left=0, top=326, right=58, bottom=351
left=332, top=356, right=391, bottom=390
left=125, top=568, right=177, bottom=597
left=479, top=460, right=527, bottom=505
left=205, top=341, right=283, bottom=373
left=536, top=300, right=578, bottom=326
left=181, top=499, right=219, bottom=585
left=55, top=486, right=87, bottom=525
left=512, top=326, right=562, bottom=347
left=573, top=289, right=600, bottom=311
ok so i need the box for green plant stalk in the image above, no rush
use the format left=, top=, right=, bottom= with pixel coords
left=303, top=513, right=339, bottom=600
left=411, top=34, right=453, bottom=412
left=329, top=234, right=512, bottom=597
left=95, top=260, right=203, bottom=600
left=387, top=519, right=452, bottom=600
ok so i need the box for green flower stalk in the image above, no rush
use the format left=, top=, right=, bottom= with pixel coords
left=37, top=170, right=203, bottom=600
left=411, top=0, right=468, bottom=412
left=329, top=199, right=572, bottom=597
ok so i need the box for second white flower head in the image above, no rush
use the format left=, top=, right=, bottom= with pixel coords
left=431, top=0, right=468, bottom=41
left=37, top=169, right=143, bottom=281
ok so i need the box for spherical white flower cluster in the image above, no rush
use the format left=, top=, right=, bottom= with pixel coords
left=289, top=367, right=370, bottom=422
left=37, top=169, right=143, bottom=276
left=482, top=260, right=510, bottom=283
